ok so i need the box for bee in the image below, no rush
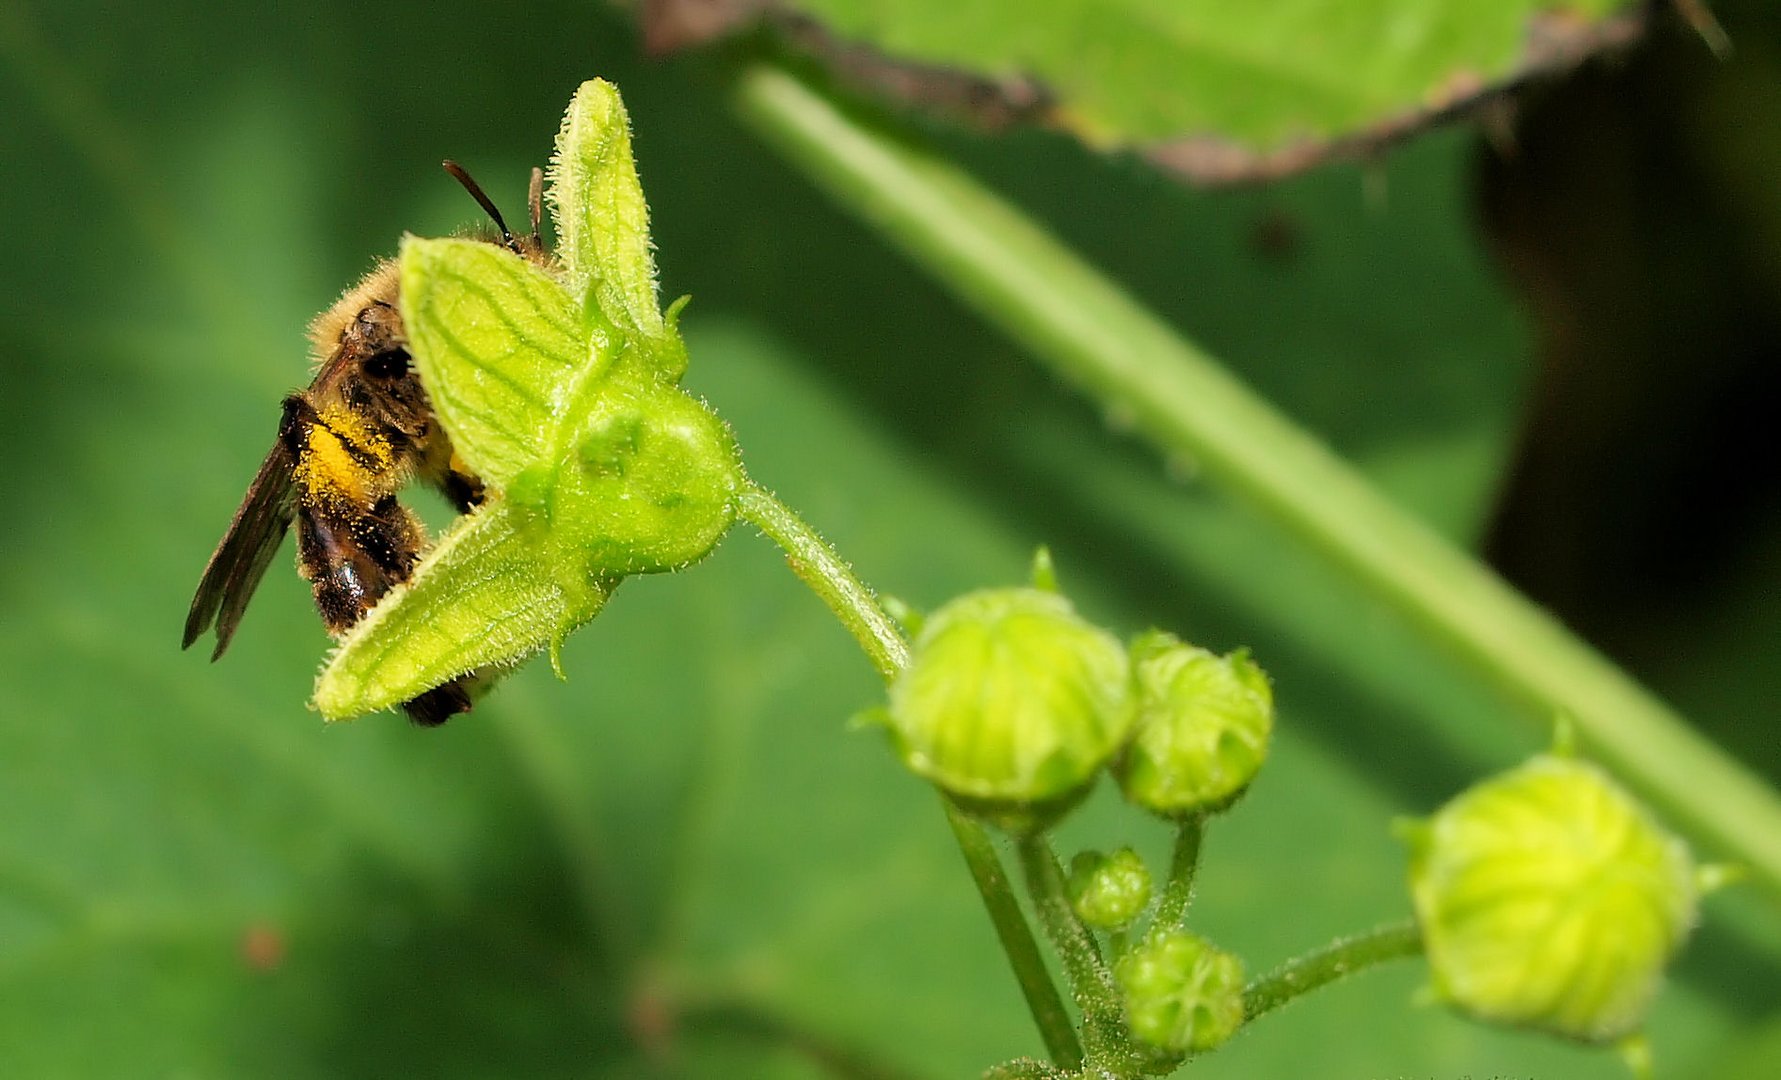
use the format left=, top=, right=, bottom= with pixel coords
left=183, top=162, right=551, bottom=725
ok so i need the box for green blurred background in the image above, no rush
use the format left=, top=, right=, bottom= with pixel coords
left=2, top=1, right=1779, bottom=1076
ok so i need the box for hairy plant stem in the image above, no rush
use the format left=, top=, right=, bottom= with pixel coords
left=734, top=485, right=907, bottom=679
left=735, top=482, right=1084, bottom=1069
left=1152, top=816, right=1204, bottom=930
left=1243, top=921, right=1424, bottom=1022
left=730, top=59, right=1781, bottom=902
left=1014, top=834, right=1127, bottom=1072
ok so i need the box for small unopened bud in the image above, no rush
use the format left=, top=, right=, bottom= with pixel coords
left=1115, top=929, right=1246, bottom=1054
left=1402, top=755, right=1698, bottom=1042
left=881, top=588, right=1133, bottom=825
left=1068, top=847, right=1152, bottom=931
left=1117, top=634, right=1273, bottom=817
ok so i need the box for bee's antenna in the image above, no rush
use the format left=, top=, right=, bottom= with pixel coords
left=527, top=167, right=544, bottom=250
left=441, top=159, right=518, bottom=253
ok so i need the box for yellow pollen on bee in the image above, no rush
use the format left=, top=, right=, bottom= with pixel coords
left=296, top=405, right=393, bottom=506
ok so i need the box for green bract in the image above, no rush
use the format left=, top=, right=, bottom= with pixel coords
left=1114, top=929, right=1246, bottom=1055
left=879, top=587, right=1134, bottom=819
left=1402, top=755, right=1699, bottom=1043
left=548, top=79, right=665, bottom=338
left=1117, top=633, right=1273, bottom=817
left=314, top=79, right=742, bottom=720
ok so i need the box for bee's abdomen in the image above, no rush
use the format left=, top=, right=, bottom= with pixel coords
left=356, top=496, right=422, bottom=577
left=297, top=514, right=383, bottom=634
left=294, top=405, right=399, bottom=509
left=295, top=501, right=422, bottom=636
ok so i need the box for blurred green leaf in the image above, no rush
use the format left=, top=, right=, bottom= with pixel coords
left=0, top=0, right=1773, bottom=1077
left=649, top=0, right=1640, bottom=183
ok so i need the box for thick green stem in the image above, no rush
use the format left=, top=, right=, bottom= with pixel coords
left=1014, top=834, right=1125, bottom=1068
left=1152, top=817, right=1203, bottom=930
left=945, top=803, right=1085, bottom=1070
left=1243, top=921, right=1424, bottom=1022
left=730, top=60, right=1781, bottom=902
left=735, top=481, right=1084, bottom=1069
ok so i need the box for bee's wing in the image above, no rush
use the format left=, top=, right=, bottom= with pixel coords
left=182, top=438, right=298, bottom=660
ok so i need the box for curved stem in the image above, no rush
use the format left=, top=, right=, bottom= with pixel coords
left=735, top=480, right=1084, bottom=1069
left=1242, top=920, right=1424, bottom=1023
left=730, top=59, right=1781, bottom=904
left=1152, top=817, right=1203, bottom=930
left=735, top=485, right=907, bottom=681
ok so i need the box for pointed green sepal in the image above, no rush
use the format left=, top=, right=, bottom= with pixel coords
left=314, top=505, right=617, bottom=719
left=1616, top=1032, right=1655, bottom=1080
left=548, top=78, right=663, bottom=338
left=880, top=595, right=923, bottom=638
left=1551, top=712, right=1580, bottom=757
left=1697, top=863, right=1746, bottom=895
left=399, top=236, right=598, bottom=488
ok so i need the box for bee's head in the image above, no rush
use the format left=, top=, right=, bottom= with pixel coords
left=340, top=302, right=432, bottom=437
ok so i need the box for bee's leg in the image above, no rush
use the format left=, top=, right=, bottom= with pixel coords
left=441, top=461, right=486, bottom=513
left=402, top=680, right=473, bottom=726
left=402, top=666, right=499, bottom=727
left=279, top=394, right=322, bottom=454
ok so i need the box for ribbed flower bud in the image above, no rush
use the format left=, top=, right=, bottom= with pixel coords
left=1068, top=847, right=1152, bottom=931
left=880, top=587, right=1133, bottom=828
left=1401, top=754, right=1698, bottom=1042
left=1117, top=633, right=1273, bottom=817
left=1115, top=929, right=1246, bottom=1054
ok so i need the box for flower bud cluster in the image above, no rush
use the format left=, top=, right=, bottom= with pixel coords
left=871, top=558, right=1275, bottom=830
left=872, top=558, right=1710, bottom=1064
left=868, top=560, right=1268, bottom=1056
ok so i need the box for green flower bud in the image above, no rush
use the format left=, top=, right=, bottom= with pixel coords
left=1115, top=929, right=1246, bottom=1054
left=1068, top=847, right=1152, bottom=931
left=1117, top=634, right=1273, bottom=817
left=1402, top=755, right=1698, bottom=1042
left=881, top=587, right=1134, bottom=823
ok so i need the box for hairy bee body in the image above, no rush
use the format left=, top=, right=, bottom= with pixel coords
left=292, top=276, right=476, bottom=631
left=184, top=164, right=545, bottom=725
